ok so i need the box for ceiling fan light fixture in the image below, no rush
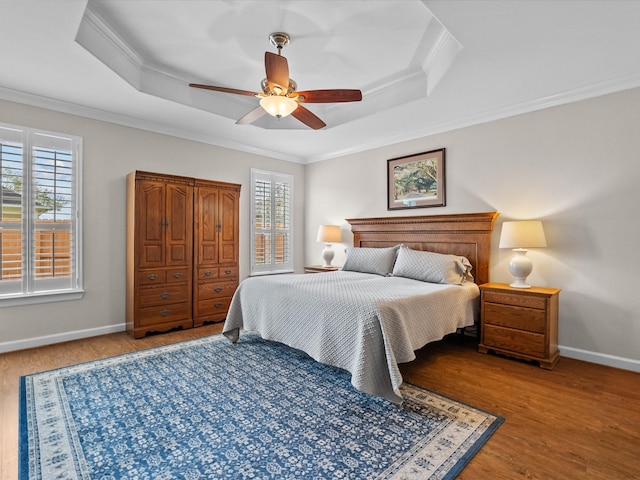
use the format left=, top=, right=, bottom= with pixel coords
left=189, top=31, right=361, bottom=129
left=260, top=95, right=298, bottom=118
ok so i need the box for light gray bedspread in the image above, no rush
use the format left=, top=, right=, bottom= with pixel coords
left=223, top=271, right=479, bottom=403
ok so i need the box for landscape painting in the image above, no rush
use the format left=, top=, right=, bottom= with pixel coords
left=387, top=148, right=445, bottom=210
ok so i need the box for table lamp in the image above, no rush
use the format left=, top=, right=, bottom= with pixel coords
left=316, top=225, right=341, bottom=267
left=499, top=220, right=547, bottom=288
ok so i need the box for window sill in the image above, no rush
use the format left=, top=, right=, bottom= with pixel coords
left=250, top=270, right=294, bottom=277
left=0, top=289, right=85, bottom=308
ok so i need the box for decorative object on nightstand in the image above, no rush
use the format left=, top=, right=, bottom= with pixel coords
left=316, top=225, right=341, bottom=267
left=478, top=282, right=560, bottom=369
left=304, top=265, right=340, bottom=274
left=499, top=220, right=547, bottom=288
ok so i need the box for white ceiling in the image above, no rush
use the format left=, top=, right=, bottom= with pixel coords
left=1, top=1, right=640, bottom=164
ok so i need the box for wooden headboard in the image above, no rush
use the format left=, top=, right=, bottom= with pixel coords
left=346, top=212, right=499, bottom=285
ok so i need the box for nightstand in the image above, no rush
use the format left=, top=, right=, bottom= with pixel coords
left=304, top=265, right=340, bottom=274
left=478, top=282, right=560, bottom=369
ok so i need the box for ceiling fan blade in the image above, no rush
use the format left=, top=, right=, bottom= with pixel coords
left=236, top=106, right=267, bottom=125
left=291, top=105, right=326, bottom=130
left=295, top=89, right=362, bottom=103
left=189, top=83, right=258, bottom=97
left=265, top=52, right=289, bottom=93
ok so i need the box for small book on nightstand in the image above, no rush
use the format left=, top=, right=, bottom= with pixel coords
left=304, top=265, right=340, bottom=273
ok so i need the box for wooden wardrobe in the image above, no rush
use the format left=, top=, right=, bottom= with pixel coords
left=126, top=171, right=240, bottom=338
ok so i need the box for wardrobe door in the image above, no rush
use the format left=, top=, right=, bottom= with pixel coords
left=127, top=172, right=193, bottom=338
left=218, top=188, right=240, bottom=264
left=195, top=186, right=219, bottom=266
left=193, top=181, right=240, bottom=327
left=165, top=182, right=193, bottom=267
left=136, top=180, right=165, bottom=269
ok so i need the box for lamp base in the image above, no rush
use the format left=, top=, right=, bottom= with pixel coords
left=509, top=279, right=532, bottom=289
left=508, top=249, right=533, bottom=289
left=321, top=244, right=335, bottom=267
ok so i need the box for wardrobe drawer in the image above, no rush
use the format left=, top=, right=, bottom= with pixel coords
left=166, top=268, right=190, bottom=283
left=197, top=266, right=238, bottom=281
left=197, top=267, right=219, bottom=280
left=137, top=302, right=190, bottom=327
left=218, top=266, right=238, bottom=281
left=139, top=284, right=190, bottom=308
left=483, top=302, right=546, bottom=333
left=137, top=270, right=166, bottom=285
left=198, top=282, right=238, bottom=300
left=483, top=324, right=546, bottom=357
left=197, top=297, right=232, bottom=317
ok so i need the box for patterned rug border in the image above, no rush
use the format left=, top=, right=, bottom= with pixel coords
left=19, top=333, right=504, bottom=479
left=400, top=385, right=505, bottom=479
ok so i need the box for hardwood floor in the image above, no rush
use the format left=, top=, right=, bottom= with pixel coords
left=2, top=326, right=639, bottom=479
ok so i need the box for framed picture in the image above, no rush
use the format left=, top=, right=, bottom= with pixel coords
left=387, top=148, right=445, bottom=210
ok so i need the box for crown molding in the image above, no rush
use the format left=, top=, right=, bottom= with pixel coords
left=1, top=72, right=639, bottom=166
left=0, top=86, right=304, bottom=164
left=304, top=73, right=640, bottom=164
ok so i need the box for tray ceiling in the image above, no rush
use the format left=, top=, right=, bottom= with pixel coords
left=1, top=1, right=639, bottom=163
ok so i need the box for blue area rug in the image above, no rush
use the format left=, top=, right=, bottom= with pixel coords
left=19, top=333, right=503, bottom=479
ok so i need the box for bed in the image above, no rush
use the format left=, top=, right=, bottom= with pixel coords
left=223, top=212, right=498, bottom=403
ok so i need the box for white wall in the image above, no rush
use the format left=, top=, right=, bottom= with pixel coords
left=3, top=88, right=640, bottom=370
left=0, top=99, right=305, bottom=350
left=305, top=87, right=640, bottom=369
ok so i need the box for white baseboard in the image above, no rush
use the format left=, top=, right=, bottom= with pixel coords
left=0, top=323, right=126, bottom=354
left=2, top=329, right=638, bottom=375
left=560, top=345, right=640, bottom=373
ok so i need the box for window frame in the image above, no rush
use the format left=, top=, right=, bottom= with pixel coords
left=250, top=169, right=293, bottom=275
left=0, top=122, right=83, bottom=307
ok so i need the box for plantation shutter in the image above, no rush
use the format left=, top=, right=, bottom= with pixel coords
left=0, top=123, right=82, bottom=304
left=0, top=127, right=24, bottom=294
left=251, top=169, right=293, bottom=275
left=32, top=133, right=76, bottom=291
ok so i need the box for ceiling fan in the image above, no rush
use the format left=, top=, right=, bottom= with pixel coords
left=189, top=32, right=362, bottom=130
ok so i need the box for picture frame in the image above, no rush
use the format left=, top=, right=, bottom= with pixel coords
left=387, top=148, right=446, bottom=210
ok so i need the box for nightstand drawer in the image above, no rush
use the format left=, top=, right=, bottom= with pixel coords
left=483, top=290, right=547, bottom=310
left=483, top=324, right=546, bottom=357
left=483, top=302, right=546, bottom=333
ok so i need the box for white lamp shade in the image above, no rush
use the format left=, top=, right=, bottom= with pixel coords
left=499, top=221, right=547, bottom=249
left=259, top=95, right=298, bottom=118
left=316, top=225, right=341, bottom=243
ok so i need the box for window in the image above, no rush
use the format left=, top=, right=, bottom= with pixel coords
left=0, top=123, right=83, bottom=306
left=251, top=169, right=293, bottom=275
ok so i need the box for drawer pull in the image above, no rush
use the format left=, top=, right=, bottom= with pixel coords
left=147, top=274, right=158, bottom=280
left=173, top=272, right=182, bottom=278
left=215, top=302, right=223, bottom=308
left=224, top=269, right=232, bottom=275
left=160, top=309, right=170, bottom=316
left=214, top=287, right=223, bottom=293
left=204, top=271, right=213, bottom=277
left=160, top=292, right=170, bottom=299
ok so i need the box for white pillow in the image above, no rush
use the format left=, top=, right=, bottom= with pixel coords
left=342, top=245, right=401, bottom=276
left=392, top=246, right=473, bottom=285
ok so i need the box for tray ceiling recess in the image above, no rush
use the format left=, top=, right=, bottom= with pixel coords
left=75, top=1, right=461, bottom=130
